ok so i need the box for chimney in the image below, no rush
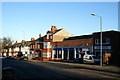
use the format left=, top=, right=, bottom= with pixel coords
left=51, top=26, right=57, bottom=31
left=39, top=34, right=42, bottom=38
left=22, top=40, right=25, bottom=43
left=16, top=41, right=18, bottom=43
left=31, top=38, right=35, bottom=41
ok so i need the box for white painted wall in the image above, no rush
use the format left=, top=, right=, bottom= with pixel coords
left=14, top=47, right=19, bottom=52
left=21, top=46, right=30, bottom=57
left=43, top=42, right=51, bottom=49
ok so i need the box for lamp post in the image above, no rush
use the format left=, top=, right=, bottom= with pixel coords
left=91, top=13, right=103, bottom=66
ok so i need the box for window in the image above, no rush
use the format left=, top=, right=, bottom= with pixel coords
left=33, top=45, right=35, bottom=49
left=95, top=39, right=99, bottom=44
left=47, top=34, right=50, bottom=39
left=25, top=52, right=27, bottom=54
left=103, top=38, right=110, bottom=44
left=95, top=38, right=110, bottom=44
left=89, top=56, right=92, bottom=60
left=37, top=44, right=40, bottom=48
left=47, top=34, right=52, bottom=39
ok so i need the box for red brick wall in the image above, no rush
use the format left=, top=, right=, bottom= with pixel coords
left=52, top=39, right=93, bottom=47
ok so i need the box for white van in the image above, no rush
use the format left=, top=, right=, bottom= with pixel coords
left=83, top=55, right=100, bottom=64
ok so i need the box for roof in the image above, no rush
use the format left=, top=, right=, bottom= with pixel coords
left=47, top=29, right=62, bottom=35
left=35, top=37, right=44, bottom=42
left=52, top=29, right=62, bottom=35
left=63, top=34, right=93, bottom=41
left=12, top=41, right=31, bottom=47
left=93, top=30, right=120, bottom=34
left=12, top=43, right=21, bottom=47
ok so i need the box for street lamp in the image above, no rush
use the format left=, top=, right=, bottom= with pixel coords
left=91, top=13, right=103, bottom=66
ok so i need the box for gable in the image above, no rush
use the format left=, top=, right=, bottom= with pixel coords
left=52, top=29, right=71, bottom=42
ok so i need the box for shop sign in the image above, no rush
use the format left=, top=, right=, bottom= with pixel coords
left=94, top=46, right=111, bottom=49
left=53, top=48, right=62, bottom=50
left=63, top=48, right=74, bottom=51
left=82, top=48, right=89, bottom=51
left=76, top=48, right=82, bottom=51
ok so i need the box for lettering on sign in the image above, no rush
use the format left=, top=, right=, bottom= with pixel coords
left=94, top=46, right=111, bottom=49
left=82, top=48, right=88, bottom=51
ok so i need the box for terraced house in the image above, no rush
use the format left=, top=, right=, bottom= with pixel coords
left=3, top=26, right=120, bottom=65
left=21, top=26, right=71, bottom=61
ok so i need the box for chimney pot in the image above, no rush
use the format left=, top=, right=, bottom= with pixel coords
left=16, top=41, right=18, bottom=43
left=31, top=38, right=35, bottom=41
left=22, top=40, right=25, bottom=43
left=39, top=34, right=42, bottom=38
left=51, top=26, right=57, bottom=31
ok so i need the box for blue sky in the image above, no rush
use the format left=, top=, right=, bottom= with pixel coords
left=1, top=2, right=118, bottom=42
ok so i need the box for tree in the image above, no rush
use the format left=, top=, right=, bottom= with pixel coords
left=2, top=37, right=14, bottom=56
left=0, top=38, right=3, bottom=55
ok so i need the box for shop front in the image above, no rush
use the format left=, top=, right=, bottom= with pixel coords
left=52, top=46, right=92, bottom=61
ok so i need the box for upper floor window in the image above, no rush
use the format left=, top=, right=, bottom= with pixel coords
left=47, top=34, right=52, bottom=39
left=95, top=39, right=100, bottom=44
left=103, top=38, right=110, bottom=44
left=95, top=38, right=110, bottom=44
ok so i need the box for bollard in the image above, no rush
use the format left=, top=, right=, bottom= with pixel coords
left=2, top=67, right=15, bottom=80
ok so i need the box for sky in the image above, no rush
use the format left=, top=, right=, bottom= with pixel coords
left=1, top=1, right=119, bottom=42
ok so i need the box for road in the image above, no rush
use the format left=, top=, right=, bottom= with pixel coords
left=2, top=59, right=120, bottom=80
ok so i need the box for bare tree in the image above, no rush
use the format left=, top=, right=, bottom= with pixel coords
left=0, top=38, right=3, bottom=55
left=1, top=37, right=14, bottom=56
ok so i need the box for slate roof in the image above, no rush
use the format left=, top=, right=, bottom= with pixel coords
left=35, top=37, right=44, bottom=42
left=47, top=29, right=62, bottom=35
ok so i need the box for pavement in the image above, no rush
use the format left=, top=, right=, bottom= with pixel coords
left=28, top=59, right=120, bottom=74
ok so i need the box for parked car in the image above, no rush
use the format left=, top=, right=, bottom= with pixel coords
left=19, top=56, right=28, bottom=61
left=12, top=56, right=19, bottom=60
left=83, top=55, right=100, bottom=64
left=5, top=56, right=14, bottom=59
left=0, top=56, right=5, bottom=59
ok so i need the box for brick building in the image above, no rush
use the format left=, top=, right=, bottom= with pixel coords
left=8, top=40, right=31, bottom=58
left=93, top=31, right=120, bottom=64
left=42, top=26, right=71, bottom=60
left=52, top=30, right=120, bottom=65
left=29, top=36, right=44, bottom=60
left=52, top=34, right=93, bottom=60
left=29, top=26, right=71, bottom=61
left=4, top=26, right=119, bottom=65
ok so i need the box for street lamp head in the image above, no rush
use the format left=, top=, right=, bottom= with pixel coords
left=91, top=13, right=96, bottom=16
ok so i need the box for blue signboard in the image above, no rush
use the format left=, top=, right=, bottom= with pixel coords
left=53, top=48, right=62, bottom=50
left=63, top=48, right=74, bottom=51
left=76, top=48, right=82, bottom=51
left=53, top=48, right=82, bottom=51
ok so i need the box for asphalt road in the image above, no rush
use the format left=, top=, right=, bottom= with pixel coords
left=2, top=59, right=120, bottom=80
